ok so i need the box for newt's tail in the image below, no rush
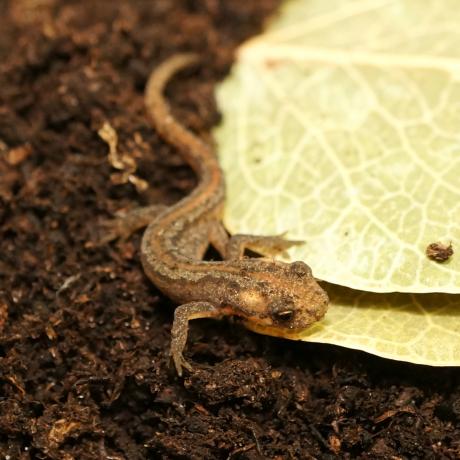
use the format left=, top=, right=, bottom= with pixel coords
left=144, top=53, right=216, bottom=176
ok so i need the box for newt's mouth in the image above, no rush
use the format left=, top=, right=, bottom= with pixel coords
left=242, top=313, right=326, bottom=340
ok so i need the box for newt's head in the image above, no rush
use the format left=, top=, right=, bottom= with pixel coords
left=235, top=260, right=329, bottom=331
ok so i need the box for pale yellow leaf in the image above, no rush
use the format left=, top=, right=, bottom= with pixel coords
left=246, top=285, right=460, bottom=366
left=214, top=0, right=460, bottom=293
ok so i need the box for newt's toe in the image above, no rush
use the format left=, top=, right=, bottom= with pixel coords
left=172, top=352, right=193, bottom=377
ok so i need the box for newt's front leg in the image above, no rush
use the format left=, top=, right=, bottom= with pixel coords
left=171, top=302, right=223, bottom=376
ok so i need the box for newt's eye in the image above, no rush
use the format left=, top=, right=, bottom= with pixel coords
left=290, top=261, right=312, bottom=277
left=273, top=309, right=295, bottom=323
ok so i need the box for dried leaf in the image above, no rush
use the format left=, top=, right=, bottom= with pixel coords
left=215, top=0, right=460, bottom=365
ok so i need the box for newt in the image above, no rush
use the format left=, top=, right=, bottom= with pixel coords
left=105, top=54, right=329, bottom=376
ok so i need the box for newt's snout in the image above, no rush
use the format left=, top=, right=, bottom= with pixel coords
left=270, top=284, right=328, bottom=330
left=295, top=286, right=329, bottom=327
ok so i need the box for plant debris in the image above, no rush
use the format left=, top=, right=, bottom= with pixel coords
left=426, top=241, right=454, bottom=262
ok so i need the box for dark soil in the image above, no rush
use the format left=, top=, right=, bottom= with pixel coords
left=1, top=1, right=459, bottom=458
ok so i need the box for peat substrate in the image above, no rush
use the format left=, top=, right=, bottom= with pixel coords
left=1, top=1, right=459, bottom=458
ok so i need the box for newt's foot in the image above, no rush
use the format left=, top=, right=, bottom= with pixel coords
left=171, top=351, right=193, bottom=377
left=97, top=215, right=136, bottom=244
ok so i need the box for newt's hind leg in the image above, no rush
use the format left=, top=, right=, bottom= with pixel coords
left=171, top=301, right=223, bottom=376
left=208, top=222, right=230, bottom=258
left=99, top=204, right=167, bottom=243
left=226, top=233, right=303, bottom=260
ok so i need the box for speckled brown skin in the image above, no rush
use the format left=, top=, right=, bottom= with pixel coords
left=113, top=54, right=329, bottom=376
